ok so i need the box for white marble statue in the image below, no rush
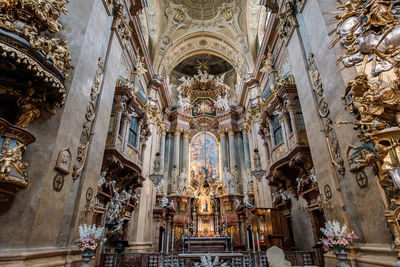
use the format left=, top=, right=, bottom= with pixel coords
left=156, top=177, right=166, bottom=194
left=215, top=94, right=230, bottom=111
left=152, top=152, right=161, bottom=174
left=215, top=72, right=226, bottom=86
left=253, top=149, right=262, bottom=170
left=223, top=167, right=236, bottom=195
left=197, top=70, right=213, bottom=83
left=177, top=168, right=189, bottom=195
left=160, top=192, right=169, bottom=208
left=97, top=171, right=107, bottom=189
left=178, top=76, right=193, bottom=87
left=243, top=192, right=254, bottom=208
left=171, top=166, right=179, bottom=191
left=245, top=171, right=254, bottom=192
left=177, top=92, right=191, bottom=110
left=105, top=184, right=132, bottom=225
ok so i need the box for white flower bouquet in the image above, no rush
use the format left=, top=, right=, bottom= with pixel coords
left=76, top=224, right=106, bottom=252
left=320, top=220, right=358, bottom=253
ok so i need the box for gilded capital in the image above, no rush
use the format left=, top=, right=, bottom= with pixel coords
left=226, top=128, right=234, bottom=135
left=182, top=130, right=191, bottom=138
left=218, top=130, right=226, bottom=139
left=173, top=129, right=182, bottom=136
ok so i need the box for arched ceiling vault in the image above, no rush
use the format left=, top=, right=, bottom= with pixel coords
left=155, top=32, right=251, bottom=76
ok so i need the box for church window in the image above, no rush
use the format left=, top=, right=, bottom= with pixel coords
left=272, top=115, right=283, bottom=146
left=295, top=97, right=305, bottom=130
left=128, top=117, right=138, bottom=147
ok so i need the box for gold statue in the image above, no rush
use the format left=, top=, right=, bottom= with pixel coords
left=15, top=89, right=44, bottom=128
left=363, top=0, right=395, bottom=30
left=15, top=88, right=55, bottom=128
left=0, top=143, right=28, bottom=178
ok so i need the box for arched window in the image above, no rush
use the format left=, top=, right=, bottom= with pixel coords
left=295, top=97, right=305, bottom=130
left=272, top=115, right=283, bottom=146
left=128, top=117, right=138, bottom=147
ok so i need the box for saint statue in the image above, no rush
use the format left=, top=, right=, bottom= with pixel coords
left=15, top=89, right=45, bottom=128
left=253, top=148, right=262, bottom=170
left=223, top=167, right=236, bottom=195
left=177, top=168, right=188, bottom=195
left=170, top=165, right=179, bottom=192
left=152, top=152, right=161, bottom=174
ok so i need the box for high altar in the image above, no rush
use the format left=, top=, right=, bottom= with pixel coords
left=154, top=128, right=257, bottom=252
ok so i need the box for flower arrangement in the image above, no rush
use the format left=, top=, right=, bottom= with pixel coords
left=320, top=220, right=358, bottom=253
left=76, top=224, right=106, bottom=253
left=194, top=254, right=229, bottom=267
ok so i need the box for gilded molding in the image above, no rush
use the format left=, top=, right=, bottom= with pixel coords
left=112, top=4, right=132, bottom=45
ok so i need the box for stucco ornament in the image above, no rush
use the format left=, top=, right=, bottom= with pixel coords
left=159, top=1, right=247, bottom=55
left=159, top=35, right=247, bottom=76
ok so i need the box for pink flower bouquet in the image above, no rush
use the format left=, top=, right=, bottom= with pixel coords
left=320, top=220, right=358, bottom=253
left=76, top=224, right=106, bottom=253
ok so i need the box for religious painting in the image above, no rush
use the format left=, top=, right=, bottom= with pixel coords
left=198, top=195, right=211, bottom=214
left=192, top=98, right=216, bottom=117
left=190, top=132, right=219, bottom=186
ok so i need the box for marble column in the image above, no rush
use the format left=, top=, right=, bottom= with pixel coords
left=219, top=130, right=229, bottom=171
left=121, top=116, right=131, bottom=153
left=267, top=118, right=275, bottom=147
left=159, top=130, right=166, bottom=175
left=228, top=129, right=236, bottom=172
left=279, top=112, right=290, bottom=152
left=164, top=132, right=171, bottom=178
left=181, top=131, right=190, bottom=172
left=288, top=104, right=300, bottom=144
left=237, top=133, right=247, bottom=192
left=242, top=130, right=251, bottom=171
left=173, top=130, right=181, bottom=170
left=111, top=108, right=123, bottom=147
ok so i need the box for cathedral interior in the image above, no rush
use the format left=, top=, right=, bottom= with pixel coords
left=2, top=0, right=400, bottom=266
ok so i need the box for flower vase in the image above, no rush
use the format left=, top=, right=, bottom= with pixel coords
left=81, top=250, right=95, bottom=267
left=334, top=251, right=350, bottom=267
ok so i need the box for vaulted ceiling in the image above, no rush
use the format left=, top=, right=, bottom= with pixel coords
left=140, top=0, right=269, bottom=98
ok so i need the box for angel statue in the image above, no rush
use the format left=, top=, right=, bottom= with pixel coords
left=179, top=76, right=193, bottom=87
left=177, top=92, right=192, bottom=110
left=215, top=94, right=230, bottom=111
left=0, top=143, right=28, bottom=177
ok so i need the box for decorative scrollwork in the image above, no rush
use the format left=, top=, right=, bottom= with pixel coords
left=307, top=53, right=346, bottom=176
left=72, top=58, right=104, bottom=180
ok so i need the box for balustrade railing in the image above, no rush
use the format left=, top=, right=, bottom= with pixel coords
left=117, top=250, right=318, bottom=267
